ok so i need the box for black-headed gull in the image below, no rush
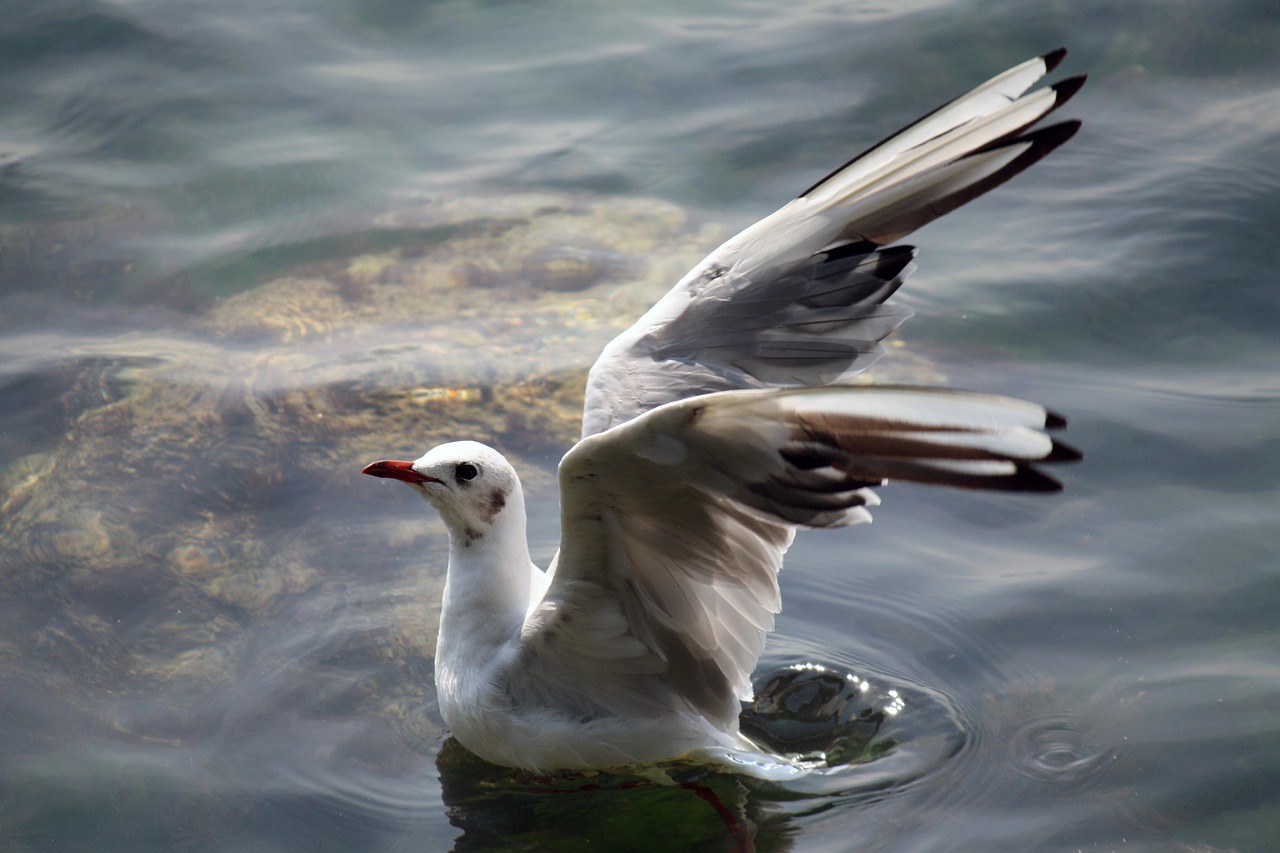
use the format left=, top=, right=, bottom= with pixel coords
left=363, top=50, right=1084, bottom=773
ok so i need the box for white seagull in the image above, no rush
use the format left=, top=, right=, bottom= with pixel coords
left=363, top=50, right=1084, bottom=773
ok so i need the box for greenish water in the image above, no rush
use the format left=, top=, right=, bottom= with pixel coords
left=2, top=1, right=1278, bottom=851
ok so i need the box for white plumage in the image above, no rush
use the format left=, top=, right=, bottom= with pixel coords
left=363, top=50, right=1084, bottom=772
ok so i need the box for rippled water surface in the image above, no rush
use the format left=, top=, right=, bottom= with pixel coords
left=2, top=1, right=1278, bottom=851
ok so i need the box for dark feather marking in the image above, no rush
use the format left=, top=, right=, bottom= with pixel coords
left=1043, top=46, right=1068, bottom=74
left=1052, top=74, right=1087, bottom=109
left=796, top=47, right=1073, bottom=201
left=798, top=48, right=1080, bottom=204
left=770, top=465, right=873, bottom=493
left=1047, top=440, right=1083, bottom=462
left=828, top=457, right=1065, bottom=493
left=835, top=120, right=1083, bottom=247
left=826, top=432, right=1039, bottom=461
left=746, top=479, right=870, bottom=512
left=780, top=443, right=846, bottom=471
left=483, top=487, right=508, bottom=522
left=793, top=412, right=979, bottom=440
left=777, top=401, right=1080, bottom=494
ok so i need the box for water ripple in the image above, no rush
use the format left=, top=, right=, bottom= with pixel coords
left=1008, top=713, right=1113, bottom=785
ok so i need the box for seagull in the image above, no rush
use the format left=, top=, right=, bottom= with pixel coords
left=363, top=49, right=1084, bottom=773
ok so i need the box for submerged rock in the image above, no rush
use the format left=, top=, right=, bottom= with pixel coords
left=0, top=190, right=939, bottom=751
left=0, top=192, right=716, bottom=738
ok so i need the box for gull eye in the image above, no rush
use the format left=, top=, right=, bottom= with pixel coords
left=454, top=462, right=479, bottom=483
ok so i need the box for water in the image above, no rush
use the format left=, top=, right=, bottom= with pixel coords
left=2, top=1, right=1278, bottom=850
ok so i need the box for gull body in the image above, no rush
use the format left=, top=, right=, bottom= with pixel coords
left=363, top=50, right=1084, bottom=772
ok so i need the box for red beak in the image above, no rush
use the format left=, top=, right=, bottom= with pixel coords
left=361, top=459, right=438, bottom=484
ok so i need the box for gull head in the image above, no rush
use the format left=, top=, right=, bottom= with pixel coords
left=362, top=440, right=520, bottom=547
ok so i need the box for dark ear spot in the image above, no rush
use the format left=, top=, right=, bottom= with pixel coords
left=483, top=487, right=507, bottom=522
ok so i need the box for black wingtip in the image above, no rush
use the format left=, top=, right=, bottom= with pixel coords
left=1014, top=466, right=1066, bottom=493
left=1052, top=74, right=1088, bottom=110
left=882, top=243, right=918, bottom=262
left=934, top=465, right=1067, bottom=493
left=1022, top=119, right=1083, bottom=154
left=1045, top=409, right=1068, bottom=430
left=1046, top=440, right=1083, bottom=464
left=1042, top=47, right=1068, bottom=74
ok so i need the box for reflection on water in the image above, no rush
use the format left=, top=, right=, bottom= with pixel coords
left=436, top=744, right=772, bottom=853
left=2, top=0, right=1280, bottom=851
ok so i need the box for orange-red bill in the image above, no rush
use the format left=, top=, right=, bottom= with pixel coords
left=361, top=460, right=438, bottom=484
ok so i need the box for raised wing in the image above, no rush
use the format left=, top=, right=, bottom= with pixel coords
left=513, top=385, right=1079, bottom=740
left=582, top=50, right=1085, bottom=437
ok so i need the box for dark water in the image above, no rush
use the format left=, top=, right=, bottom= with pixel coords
left=2, top=1, right=1278, bottom=851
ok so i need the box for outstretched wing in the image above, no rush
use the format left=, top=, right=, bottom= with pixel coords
left=582, top=49, right=1085, bottom=437
left=512, top=386, right=1079, bottom=739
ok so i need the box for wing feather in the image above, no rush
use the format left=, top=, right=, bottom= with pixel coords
left=513, top=385, right=1077, bottom=736
left=582, top=50, right=1084, bottom=437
